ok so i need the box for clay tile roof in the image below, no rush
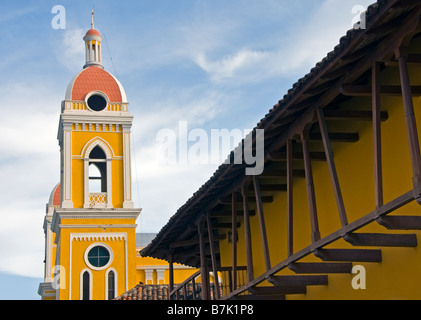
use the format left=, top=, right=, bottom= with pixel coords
left=114, top=282, right=218, bottom=300
left=114, top=283, right=170, bottom=300
left=86, top=28, right=101, bottom=37
left=70, top=67, right=123, bottom=102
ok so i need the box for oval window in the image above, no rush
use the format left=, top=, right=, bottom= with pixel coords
left=87, top=94, right=107, bottom=111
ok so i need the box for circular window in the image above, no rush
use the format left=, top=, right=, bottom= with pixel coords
left=87, top=93, right=107, bottom=111
left=84, top=243, right=113, bottom=270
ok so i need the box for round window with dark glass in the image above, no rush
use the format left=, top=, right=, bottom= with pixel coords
left=87, top=245, right=110, bottom=268
left=87, top=94, right=107, bottom=111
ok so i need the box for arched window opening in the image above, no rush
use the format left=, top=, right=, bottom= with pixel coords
left=87, top=146, right=108, bottom=207
left=90, top=145, right=106, bottom=159
left=82, top=271, right=90, bottom=300
left=83, top=141, right=113, bottom=209
left=89, top=163, right=102, bottom=193
left=89, top=146, right=107, bottom=193
left=108, top=271, right=115, bottom=300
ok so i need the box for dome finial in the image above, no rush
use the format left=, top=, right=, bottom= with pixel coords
left=91, top=9, right=95, bottom=29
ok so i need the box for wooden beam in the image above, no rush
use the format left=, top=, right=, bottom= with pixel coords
left=386, top=53, right=421, bottom=66
left=252, top=176, right=271, bottom=272
left=169, top=254, right=174, bottom=293
left=248, top=183, right=287, bottom=193
left=301, top=130, right=321, bottom=243
left=344, top=232, right=418, bottom=247
left=212, top=222, right=240, bottom=230
left=286, top=139, right=294, bottom=257
left=340, top=84, right=421, bottom=96
left=269, top=151, right=326, bottom=162
left=317, top=107, right=348, bottom=227
left=198, top=219, right=210, bottom=300
left=249, top=285, right=307, bottom=295
left=314, top=249, right=382, bottom=262
left=268, top=275, right=328, bottom=287
left=396, top=47, right=421, bottom=197
left=323, top=110, right=388, bottom=122
left=242, top=184, right=254, bottom=282
left=211, top=209, right=255, bottom=217
left=308, top=132, right=359, bottom=143
left=233, top=294, right=285, bottom=301
left=377, top=215, right=421, bottom=230
left=206, top=211, right=221, bottom=299
left=231, top=192, right=238, bottom=291
left=259, top=168, right=306, bottom=179
left=219, top=195, right=273, bottom=205
left=170, top=234, right=226, bottom=249
left=372, top=61, right=384, bottom=208
left=289, top=262, right=353, bottom=274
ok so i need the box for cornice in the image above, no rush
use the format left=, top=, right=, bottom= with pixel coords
left=71, top=232, right=127, bottom=242
left=51, top=208, right=141, bottom=235
left=60, top=114, right=134, bottom=126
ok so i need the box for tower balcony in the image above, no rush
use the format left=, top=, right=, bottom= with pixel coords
left=89, top=192, right=108, bottom=208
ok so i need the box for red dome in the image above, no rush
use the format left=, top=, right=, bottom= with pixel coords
left=49, top=184, right=61, bottom=206
left=86, top=28, right=101, bottom=37
left=68, top=67, right=124, bottom=102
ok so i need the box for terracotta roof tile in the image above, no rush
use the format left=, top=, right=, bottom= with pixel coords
left=71, top=67, right=122, bottom=102
left=115, top=282, right=220, bottom=300
left=114, top=283, right=170, bottom=300
left=86, top=28, right=101, bottom=37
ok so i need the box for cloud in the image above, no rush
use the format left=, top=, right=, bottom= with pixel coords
left=55, top=28, right=86, bottom=72
left=189, top=0, right=376, bottom=85
left=0, top=81, right=61, bottom=278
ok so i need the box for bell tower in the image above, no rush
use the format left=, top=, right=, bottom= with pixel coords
left=49, top=14, right=141, bottom=300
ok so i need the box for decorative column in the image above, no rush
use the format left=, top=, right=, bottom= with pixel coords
left=61, top=122, right=73, bottom=208
left=122, top=124, right=134, bottom=208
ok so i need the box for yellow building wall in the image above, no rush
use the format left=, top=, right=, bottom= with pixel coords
left=55, top=219, right=138, bottom=300
left=134, top=254, right=198, bottom=285
left=71, top=130, right=124, bottom=209
left=218, top=41, right=421, bottom=299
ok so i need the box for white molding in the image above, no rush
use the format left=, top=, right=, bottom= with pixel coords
left=51, top=208, right=140, bottom=242
left=71, top=233, right=127, bottom=242
left=135, top=264, right=193, bottom=271
left=38, top=282, right=56, bottom=299
left=79, top=268, right=93, bottom=300
left=81, top=136, right=115, bottom=159
left=157, top=269, right=165, bottom=284
left=60, top=110, right=134, bottom=123
left=62, top=130, right=73, bottom=208
left=105, top=268, right=118, bottom=300
left=123, top=131, right=134, bottom=208
left=145, top=269, right=153, bottom=284
left=85, top=91, right=110, bottom=112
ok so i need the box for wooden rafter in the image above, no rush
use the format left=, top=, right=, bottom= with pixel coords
left=340, top=84, right=421, bottom=96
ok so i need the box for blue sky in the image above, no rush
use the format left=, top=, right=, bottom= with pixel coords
left=0, top=0, right=374, bottom=299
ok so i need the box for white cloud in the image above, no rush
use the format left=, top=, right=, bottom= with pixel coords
left=55, top=28, right=86, bottom=72
left=189, top=0, right=376, bottom=85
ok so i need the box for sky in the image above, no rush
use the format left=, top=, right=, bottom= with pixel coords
left=0, top=0, right=375, bottom=299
